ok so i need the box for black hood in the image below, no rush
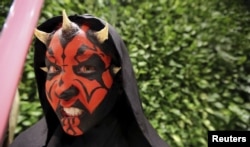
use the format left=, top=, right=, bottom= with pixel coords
left=11, top=14, right=169, bottom=147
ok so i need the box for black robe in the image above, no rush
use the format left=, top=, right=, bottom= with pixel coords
left=10, top=14, right=169, bottom=147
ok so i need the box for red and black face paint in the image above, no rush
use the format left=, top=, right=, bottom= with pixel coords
left=35, top=11, right=121, bottom=136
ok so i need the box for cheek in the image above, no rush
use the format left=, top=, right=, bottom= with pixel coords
left=45, top=79, right=60, bottom=110
left=75, top=71, right=113, bottom=113
left=102, top=70, right=113, bottom=89
left=83, top=88, right=107, bottom=114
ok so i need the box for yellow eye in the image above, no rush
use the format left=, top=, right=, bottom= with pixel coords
left=48, top=66, right=59, bottom=73
left=79, top=66, right=96, bottom=74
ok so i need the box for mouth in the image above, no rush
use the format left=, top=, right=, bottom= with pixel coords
left=61, top=107, right=84, bottom=117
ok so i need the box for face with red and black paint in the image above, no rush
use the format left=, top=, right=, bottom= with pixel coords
left=40, top=16, right=118, bottom=136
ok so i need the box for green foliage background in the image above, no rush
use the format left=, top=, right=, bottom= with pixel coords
left=1, top=0, right=250, bottom=146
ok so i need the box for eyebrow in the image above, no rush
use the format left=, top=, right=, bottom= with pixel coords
left=74, top=45, right=102, bottom=64
left=76, top=45, right=89, bottom=56
left=76, top=44, right=97, bottom=56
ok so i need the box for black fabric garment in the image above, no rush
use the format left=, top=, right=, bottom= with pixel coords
left=11, top=14, right=169, bottom=147
left=47, top=109, right=129, bottom=147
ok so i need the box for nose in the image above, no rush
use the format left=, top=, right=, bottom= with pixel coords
left=57, top=85, right=79, bottom=100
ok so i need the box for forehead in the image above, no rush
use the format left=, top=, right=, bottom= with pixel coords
left=45, top=24, right=111, bottom=66
left=47, top=25, right=105, bottom=58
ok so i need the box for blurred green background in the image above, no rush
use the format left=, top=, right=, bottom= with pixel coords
left=1, top=0, right=250, bottom=146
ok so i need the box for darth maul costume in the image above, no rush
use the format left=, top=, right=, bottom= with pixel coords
left=11, top=11, right=169, bottom=147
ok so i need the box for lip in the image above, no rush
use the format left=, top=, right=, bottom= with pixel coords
left=61, top=107, right=84, bottom=117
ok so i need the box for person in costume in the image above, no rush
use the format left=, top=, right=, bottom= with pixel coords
left=11, top=10, right=169, bottom=147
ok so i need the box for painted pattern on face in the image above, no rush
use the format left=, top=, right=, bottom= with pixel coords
left=45, top=25, right=113, bottom=136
